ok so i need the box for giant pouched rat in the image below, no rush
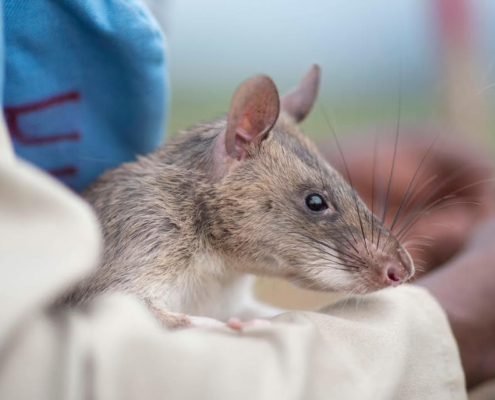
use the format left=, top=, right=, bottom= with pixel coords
left=59, top=65, right=414, bottom=328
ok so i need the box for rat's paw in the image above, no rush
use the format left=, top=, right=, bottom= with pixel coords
left=170, top=316, right=272, bottom=331
left=152, top=309, right=191, bottom=330
left=188, top=316, right=227, bottom=329
left=227, top=317, right=272, bottom=331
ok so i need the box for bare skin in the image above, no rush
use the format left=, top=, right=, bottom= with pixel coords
left=419, top=217, right=495, bottom=389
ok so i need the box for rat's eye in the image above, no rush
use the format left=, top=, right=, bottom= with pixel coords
left=305, top=194, right=328, bottom=212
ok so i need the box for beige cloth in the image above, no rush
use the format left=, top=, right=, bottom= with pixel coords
left=0, top=118, right=467, bottom=400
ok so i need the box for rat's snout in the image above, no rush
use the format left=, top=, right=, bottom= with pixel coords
left=350, top=236, right=415, bottom=291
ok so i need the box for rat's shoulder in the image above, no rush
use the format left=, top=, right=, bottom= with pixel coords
left=152, top=117, right=226, bottom=171
left=83, top=118, right=225, bottom=193
left=81, top=154, right=200, bottom=217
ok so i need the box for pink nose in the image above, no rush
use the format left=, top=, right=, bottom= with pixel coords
left=386, top=266, right=404, bottom=287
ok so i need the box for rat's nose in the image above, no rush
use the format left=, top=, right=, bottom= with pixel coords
left=385, top=265, right=407, bottom=287
left=380, top=247, right=414, bottom=287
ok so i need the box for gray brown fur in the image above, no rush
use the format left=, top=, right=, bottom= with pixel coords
left=57, top=66, right=413, bottom=327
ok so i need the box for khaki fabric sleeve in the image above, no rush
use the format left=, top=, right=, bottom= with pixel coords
left=0, top=118, right=467, bottom=400
left=0, top=288, right=466, bottom=400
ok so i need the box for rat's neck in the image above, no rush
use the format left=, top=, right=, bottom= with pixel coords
left=166, top=251, right=254, bottom=320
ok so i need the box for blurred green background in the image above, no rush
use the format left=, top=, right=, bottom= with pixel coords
left=141, top=0, right=495, bottom=311
left=145, top=0, right=495, bottom=143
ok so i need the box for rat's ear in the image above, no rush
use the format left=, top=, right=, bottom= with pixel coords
left=281, top=64, right=321, bottom=122
left=224, top=75, right=280, bottom=160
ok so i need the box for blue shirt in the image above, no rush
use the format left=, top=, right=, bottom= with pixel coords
left=2, top=0, right=168, bottom=191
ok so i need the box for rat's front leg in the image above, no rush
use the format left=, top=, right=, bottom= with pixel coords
left=144, top=298, right=190, bottom=328
left=145, top=298, right=225, bottom=329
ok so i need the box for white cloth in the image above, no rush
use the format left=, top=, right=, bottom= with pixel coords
left=0, top=118, right=467, bottom=399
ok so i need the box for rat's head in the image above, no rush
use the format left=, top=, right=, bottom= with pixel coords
left=209, top=65, right=414, bottom=294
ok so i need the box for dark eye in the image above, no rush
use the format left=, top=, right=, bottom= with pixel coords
left=305, top=194, right=328, bottom=212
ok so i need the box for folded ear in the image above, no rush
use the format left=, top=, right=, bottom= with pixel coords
left=224, top=75, right=280, bottom=160
left=281, top=64, right=321, bottom=122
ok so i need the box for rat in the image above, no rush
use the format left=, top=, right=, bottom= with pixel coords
left=58, top=64, right=415, bottom=328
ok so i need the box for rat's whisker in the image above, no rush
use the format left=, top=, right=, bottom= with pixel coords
left=330, top=236, right=367, bottom=263
left=394, top=174, right=494, bottom=240
left=402, top=236, right=435, bottom=245
left=400, top=175, right=492, bottom=230
left=310, top=264, right=360, bottom=272
left=307, top=254, right=361, bottom=270
left=402, top=238, right=434, bottom=246
left=404, top=241, right=433, bottom=248
left=402, top=236, right=435, bottom=247
left=390, top=129, right=454, bottom=225
left=407, top=247, right=425, bottom=252
left=336, top=234, right=364, bottom=260
left=395, top=157, right=492, bottom=240
left=302, top=243, right=364, bottom=269
left=316, top=252, right=360, bottom=268
left=397, top=199, right=461, bottom=241
left=402, top=161, right=486, bottom=216
left=383, top=129, right=443, bottom=251
left=411, top=257, right=425, bottom=268
left=371, top=128, right=379, bottom=246
left=316, top=256, right=361, bottom=270
left=408, top=269, right=422, bottom=282
left=413, top=264, right=425, bottom=273
left=405, top=235, right=435, bottom=241
left=397, top=199, right=482, bottom=242
left=392, top=166, right=493, bottom=237
left=318, top=101, right=370, bottom=256
left=310, top=245, right=364, bottom=268
left=289, top=231, right=366, bottom=266
left=398, top=173, right=439, bottom=218
left=303, top=252, right=362, bottom=272
left=377, top=60, right=402, bottom=249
